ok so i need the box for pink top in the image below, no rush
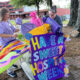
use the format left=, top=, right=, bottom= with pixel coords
left=30, top=11, right=42, bottom=27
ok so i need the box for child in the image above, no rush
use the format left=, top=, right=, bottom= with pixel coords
left=30, top=11, right=42, bottom=27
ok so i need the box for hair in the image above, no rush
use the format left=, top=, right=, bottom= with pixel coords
left=49, top=5, right=57, bottom=13
left=0, top=7, right=9, bottom=21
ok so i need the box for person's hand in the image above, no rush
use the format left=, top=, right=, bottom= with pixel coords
left=12, top=34, right=18, bottom=38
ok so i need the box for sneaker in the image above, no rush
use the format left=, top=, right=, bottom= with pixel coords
left=7, top=71, right=17, bottom=78
left=12, top=64, right=18, bottom=69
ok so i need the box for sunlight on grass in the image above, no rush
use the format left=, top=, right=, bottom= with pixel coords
left=10, top=19, right=30, bottom=25
left=10, top=19, right=30, bottom=41
left=10, top=20, right=16, bottom=25
left=63, top=20, right=69, bottom=25
left=23, top=19, right=30, bottom=23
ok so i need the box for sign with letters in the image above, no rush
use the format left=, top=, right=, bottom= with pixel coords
left=30, top=33, right=69, bottom=80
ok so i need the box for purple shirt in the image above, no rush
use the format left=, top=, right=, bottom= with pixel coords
left=0, top=21, right=16, bottom=46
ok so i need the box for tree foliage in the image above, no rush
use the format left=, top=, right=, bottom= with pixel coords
left=45, top=0, right=53, bottom=8
left=10, top=0, right=43, bottom=15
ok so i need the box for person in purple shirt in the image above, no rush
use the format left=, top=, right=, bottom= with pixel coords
left=0, top=7, right=19, bottom=77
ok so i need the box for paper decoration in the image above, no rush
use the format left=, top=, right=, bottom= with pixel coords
left=43, top=16, right=62, bottom=34
left=30, top=33, right=69, bottom=80
left=0, top=40, right=30, bottom=74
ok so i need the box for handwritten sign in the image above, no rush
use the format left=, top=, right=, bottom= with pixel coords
left=30, top=34, right=69, bottom=80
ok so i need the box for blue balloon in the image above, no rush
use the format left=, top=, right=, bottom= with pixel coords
left=25, top=33, right=33, bottom=41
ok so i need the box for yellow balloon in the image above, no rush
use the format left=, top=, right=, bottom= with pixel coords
left=29, top=24, right=50, bottom=35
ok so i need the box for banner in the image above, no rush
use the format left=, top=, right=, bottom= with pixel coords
left=30, top=34, right=69, bottom=80
left=0, top=40, right=30, bottom=74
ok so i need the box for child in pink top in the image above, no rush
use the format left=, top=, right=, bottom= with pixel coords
left=30, top=11, right=42, bottom=27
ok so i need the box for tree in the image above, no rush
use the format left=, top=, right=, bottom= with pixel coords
left=10, top=0, right=43, bottom=15
left=45, top=0, right=53, bottom=8
left=68, top=0, right=78, bottom=26
left=75, top=0, right=80, bottom=33
left=68, top=0, right=80, bottom=36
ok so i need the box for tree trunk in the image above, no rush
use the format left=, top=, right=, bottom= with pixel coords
left=35, top=0, right=39, bottom=16
left=37, top=4, right=39, bottom=16
left=68, top=0, right=78, bottom=26
left=50, top=0, right=53, bottom=8
left=76, top=0, right=80, bottom=33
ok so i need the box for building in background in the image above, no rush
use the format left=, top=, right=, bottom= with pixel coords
left=0, top=1, right=24, bottom=19
left=0, top=1, right=70, bottom=19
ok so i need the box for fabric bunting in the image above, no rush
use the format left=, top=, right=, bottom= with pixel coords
left=0, top=39, right=30, bottom=74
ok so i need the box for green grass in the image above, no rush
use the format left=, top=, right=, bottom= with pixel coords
left=10, top=20, right=16, bottom=25
left=17, top=33, right=25, bottom=42
left=10, top=19, right=30, bottom=41
left=63, top=20, right=69, bottom=25
left=10, top=19, right=30, bottom=26
left=23, top=19, right=30, bottom=23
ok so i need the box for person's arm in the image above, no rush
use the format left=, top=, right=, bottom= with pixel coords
left=15, top=29, right=19, bottom=33
left=9, top=22, right=19, bottom=33
left=54, top=15, right=63, bottom=31
left=58, top=18, right=63, bottom=31
left=55, top=16, right=63, bottom=26
left=0, top=34, right=18, bottom=38
left=58, top=18, right=63, bottom=27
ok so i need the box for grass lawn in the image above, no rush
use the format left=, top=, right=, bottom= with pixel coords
left=63, top=20, right=69, bottom=25
left=10, top=19, right=30, bottom=26
left=10, top=19, right=30, bottom=42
